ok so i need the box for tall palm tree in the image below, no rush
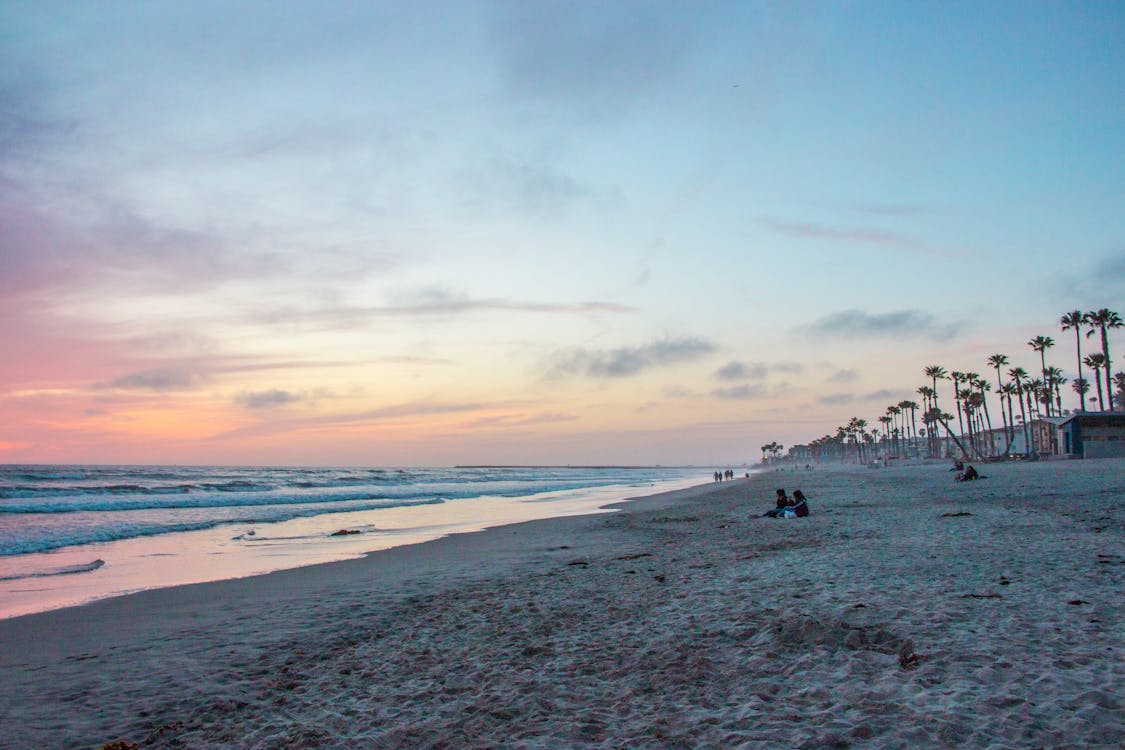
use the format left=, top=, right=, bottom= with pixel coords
left=1045, top=366, right=1066, bottom=416
left=961, top=372, right=985, bottom=453
left=886, top=405, right=902, bottom=457
left=949, top=371, right=967, bottom=439
left=902, top=400, right=919, bottom=457
left=1009, top=367, right=1031, bottom=457
left=999, top=381, right=1018, bottom=455
left=967, top=378, right=993, bottom=455
left=1060, top=310, right=1086, bottom=411
left=852, top=418, right=868, bottom=463
left=1084, top=309, right=1123, bottom=411
left=878, top=415, right=892, bottom=455
left=916, top=386, right=935, bottom=457
left=1084, top=353, right=1106, bottom=410
left=986, top=354, right=1010, bottom=449
left=1027, top=336, right=1055, bottom=417
left=958, top=387, right=977, bottom=458
left=924, top=365, right=947, bottom=413
left=1026, top=379, right=1045, bottom=453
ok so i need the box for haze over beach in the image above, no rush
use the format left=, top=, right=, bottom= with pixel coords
left=3, top=2, right=1122, bottom=468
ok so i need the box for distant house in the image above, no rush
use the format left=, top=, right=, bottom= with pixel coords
left=787, top=444, right=811, bottom=462
left=1056, top=413, right=1125, bottom=459
left=977, top=418, right=1062, bottom=457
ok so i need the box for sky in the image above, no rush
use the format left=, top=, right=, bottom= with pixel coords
left=2, top=1, right=1123, bottom=467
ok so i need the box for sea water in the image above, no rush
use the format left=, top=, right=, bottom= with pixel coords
left=0, top=464, right=705, bottom=618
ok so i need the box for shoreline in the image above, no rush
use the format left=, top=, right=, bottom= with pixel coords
left=0, top=472, right=705, bottom=620
left=1, top=459, right=1121, bottom=748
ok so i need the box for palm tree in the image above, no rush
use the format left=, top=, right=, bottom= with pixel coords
left=1084, top=353, right=1106, bottom=410
left=999, top=381, right=1018, bottom=456
left=987, top=354, right=1010, bottom=449
left=1114, top=372, right=1125, bottom=409
left=886, top=405, right=902, bottom=457
left=1009, top=367, right=1031, bottom=457
left=973, top=378, right=995, bottom=455
left=1027, top=336, right=1055, bottom=416
left=902, top=400, right=919, bottom=457
left=924, top=366, right=947, bottom=413
left=1045, top=366, right=1066, bottom=416
left=1084, top=309, right=1123, bottom=411
left=1071, top=378, right=1091, bottom=413
left=852, top=418, right=868, bottom=463
left=950, top=371, right=967, bottom=439
left=916, top=386, right=935, bottom=457
left=1060, top=310, right=1086, bottom=411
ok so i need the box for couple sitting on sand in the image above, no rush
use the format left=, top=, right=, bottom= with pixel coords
left=763, top=488, right=809, bottom=518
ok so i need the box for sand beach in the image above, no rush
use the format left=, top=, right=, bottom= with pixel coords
left=0, top=458, right=1122, bottom=749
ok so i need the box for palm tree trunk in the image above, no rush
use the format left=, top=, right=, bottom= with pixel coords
left=1016, top=385, right=1031, bottom=457
left=978, top=387, right=994, bottom=455
left=1073, top=327, right=1085, bottom=411
left=1102, top=326, right=1115, bottom=411
left=1038, top=351, right=1050, bottom=417
left=934, top=413, right=971, bottom=460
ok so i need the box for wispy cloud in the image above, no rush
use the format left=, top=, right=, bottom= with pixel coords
left=1051, top=248, right=1125, bottom=303
left=827, top=368, right=858, bottom=383
left=711, top=383, right=766, bottom=401
left=214, top=400, right=492, bottom=440
left=234, top=389, right=303, bottom=409
left=101, top=367, right=208, bottom=391
left=463, top=411, right=578, bottom=429
left=818, top=393, right=854, bottom=405
left=762, top=217, right=932, bottom=254
left=250, top=290, right=634, bottom=330
left=546, top=336, right=717, bottom=379
left=714, top=360, right=768, bottom=381
left=805, top=308, right=961, bottom=341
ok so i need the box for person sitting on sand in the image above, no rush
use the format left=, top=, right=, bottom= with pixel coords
left=762, top=489, right=789, bottom=517
left=955, top=465, right=979, bottom=482
left=790, top=489, right=810, bottom=517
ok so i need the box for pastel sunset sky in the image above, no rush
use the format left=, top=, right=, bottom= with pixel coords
left=2, top=1, right=1123, bottom=466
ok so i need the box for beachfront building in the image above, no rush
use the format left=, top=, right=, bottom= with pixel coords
left=1056, top=413, right=1125, bottom=459
left=1009, top=418, right=1065, bottom=457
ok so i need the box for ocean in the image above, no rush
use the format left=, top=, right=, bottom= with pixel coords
left=0, top=464, right=705, bottom=618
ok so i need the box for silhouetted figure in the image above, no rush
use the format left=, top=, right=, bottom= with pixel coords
left=955, top=465, right=979, bottom=482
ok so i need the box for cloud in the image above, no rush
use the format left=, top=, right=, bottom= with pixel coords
left=828, top=369, right=858, bottom=383
left=805, top=309, right=960, bottom=341
left=818, top=393, right=854, bottom=405
left=456, top=157, right=621, bottom=219
left=862, top=389, right=898, bottom=402
left=547, top=336, right=717, bottom=379
left=711, top=383, right=766, bottom=401
left=761, top=217, right=933, bottom=254
left=464, top=411, right=578, bottom=429
left=234, top=389, right=303, bottom=409
left=214, top=400, right=492, bottom=440
left=251, top=289, right=634, bottom=329
left=1051, top=248, right=1125, bottom=303
left=714, top=360, right=769, bottom=381
left=102, top=367, right=208, bottom=391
